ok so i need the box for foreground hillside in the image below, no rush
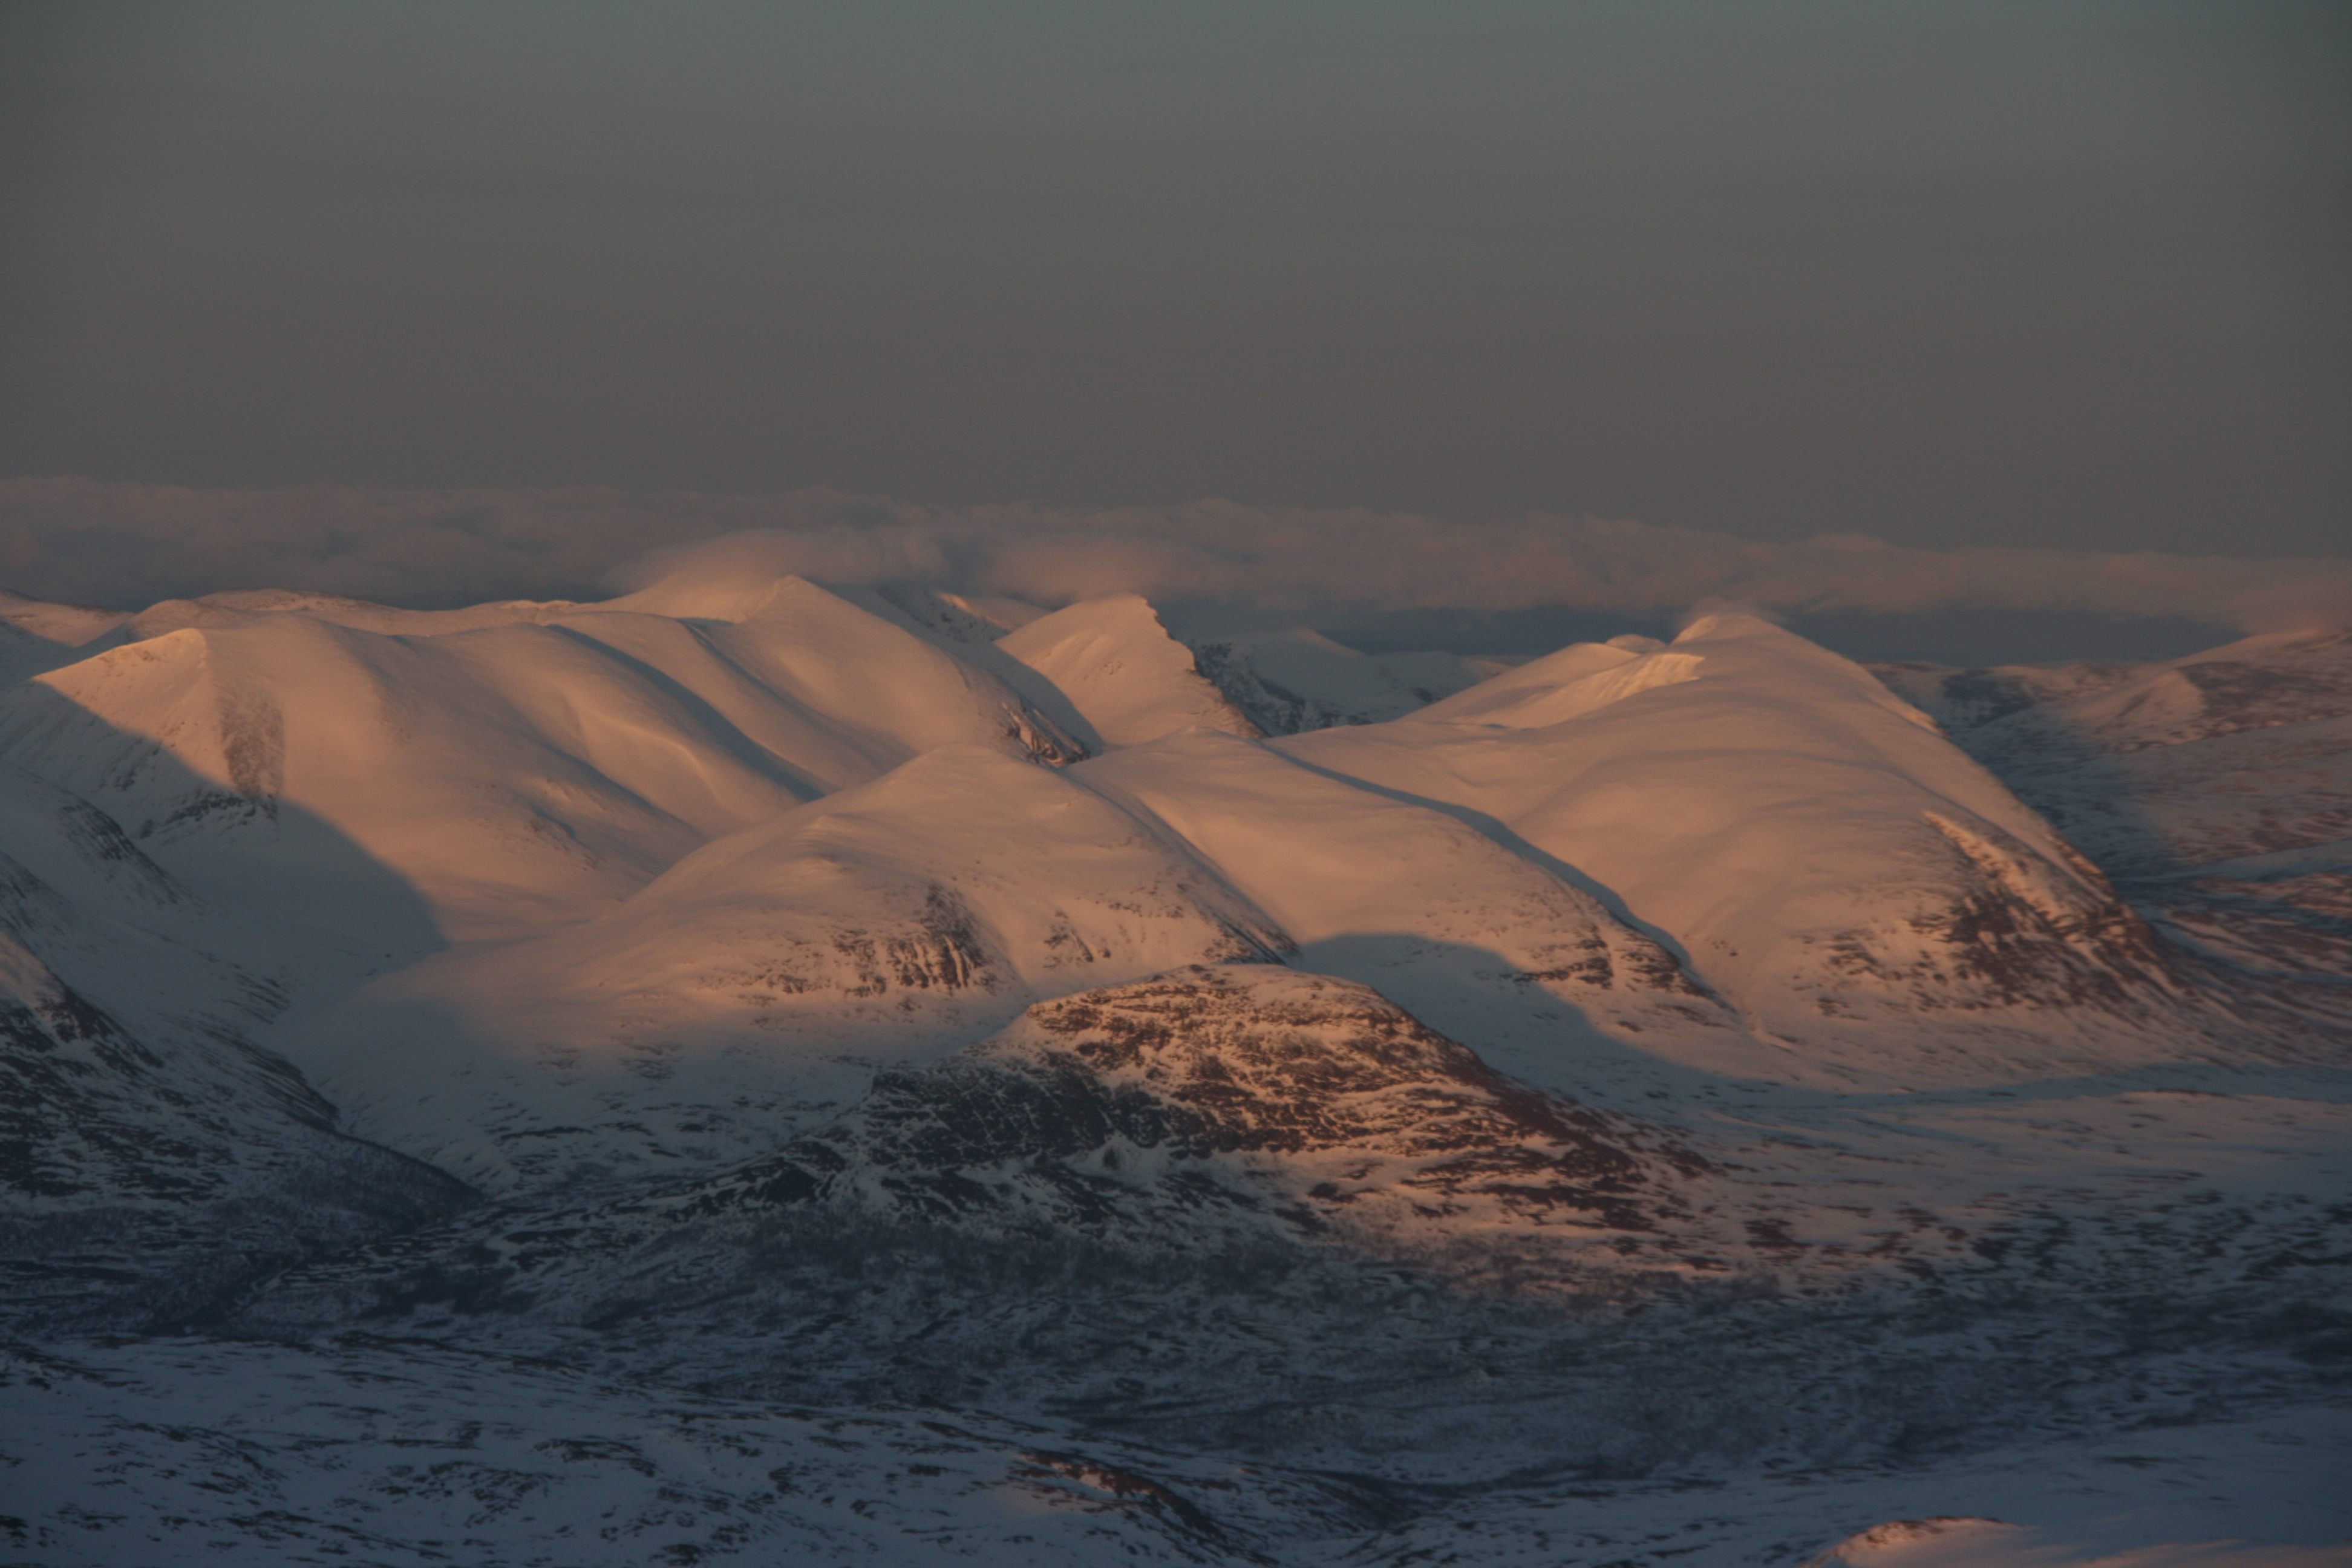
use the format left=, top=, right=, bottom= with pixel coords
left=1, top=569, right=2345, bottom=1566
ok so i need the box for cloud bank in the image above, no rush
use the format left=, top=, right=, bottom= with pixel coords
left=5, top=478, right=2347, bottom=638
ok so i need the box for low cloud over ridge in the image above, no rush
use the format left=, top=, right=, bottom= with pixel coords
left=4, top=478, right=2347, bottom=638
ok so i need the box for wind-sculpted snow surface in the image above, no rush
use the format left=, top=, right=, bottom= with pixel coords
left=0, top=573, right=2346, bottom=1565
left=1072, top=728, right=1771, bottom=1094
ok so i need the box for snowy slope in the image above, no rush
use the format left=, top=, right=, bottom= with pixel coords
left=0, top=1333, right=1393, bottom=1567
left=281, top=745, right=1291, bottom=1191
left=0, top=580, right=1080, bottom=979
left=1878, top=629, right=2352, bottom=874
left=6, top=1331, right=2344, bottom=1568
left=864, top=584, right=1051, bottom=643
left=672, top=964, right=1713, bottom=1256
left=998, top=593, right=1263, bottom=746
left=1282, top=614, right=2254, bottom=1085
left=0, top=933, right=470, bottom=1335
left=0, top=782, right=471, bottom=1334
left=1183, top=627, right=1500, bottom=732
left=200, top=966, right=2352, bottom=1563
left=824, top=583, right=1113, bottom=752
left=250, top=967, right=1728, bottom=1328
left=1070, top=727, right=1782, bottom=1096
left=1879, top=630, right=2352, bottom=990
left=0, top=735, right=477, bottom=1333
left=0, top=588, right=129, bottom=685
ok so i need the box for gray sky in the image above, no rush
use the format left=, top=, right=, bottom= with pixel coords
left=3, top=1, right=2346, bottom=556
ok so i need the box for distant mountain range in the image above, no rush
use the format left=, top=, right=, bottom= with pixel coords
left=2, top=571, right=2345, bottom=1566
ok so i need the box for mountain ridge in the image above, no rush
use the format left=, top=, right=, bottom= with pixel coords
left=1, top=570, right=2344, bottom=1565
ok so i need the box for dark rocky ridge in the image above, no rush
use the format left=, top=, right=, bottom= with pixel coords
left=221, top=967, right=1728, bottom=1351
left=690, top=965, right=1707, bottom=1238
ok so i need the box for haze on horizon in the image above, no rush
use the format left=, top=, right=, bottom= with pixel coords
left=2, top=0, right=2347, bottom=565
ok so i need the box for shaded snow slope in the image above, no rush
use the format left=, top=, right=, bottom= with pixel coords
left=1878, top=629, right=2352, bottom=875
left=210, top=967, right=2352, bottom=1561
left=826, top=583, right=1113, bottom=753
left=0, top=936, right=471, bottom=1336
left=0, top=817, right=471, bottom=1333
left=998, top=593, right=1262, bottom=746
left=281, top=746, right=1292, bottom=1191
left=1282, top=615, right=2258, bottom=1085
left=249, top=969, right=1728, bottom=1333
left=1182, top=627, right=1499, bottom=732
left=7, top=1334, right=2344, bottom=1568
left=1880, top=631, right=2352, bottom=987
left=0, top=1334, right=1382, bottom=1567
left=0, top=588, right=131, bottom=685
left=0, top=588, right=128, bottom=647
left=234, top=965, right=2352, bottom=1377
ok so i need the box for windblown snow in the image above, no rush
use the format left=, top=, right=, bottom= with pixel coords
left=1, top=566, right=2345, bottom=1567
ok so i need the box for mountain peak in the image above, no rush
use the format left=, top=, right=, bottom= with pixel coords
left=999, top=593, right=1264, bottom=746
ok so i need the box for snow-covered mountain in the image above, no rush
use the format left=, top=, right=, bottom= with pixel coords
left=1877, top=629, right=2352, bottom=993
left=0, top=577, right=1079, bottom=970
left=996, top=592, right=1264, bottom=746
left=1, top=565, right=2344, bottom=1566
left=1282, top=614, right=2300, bottom=1085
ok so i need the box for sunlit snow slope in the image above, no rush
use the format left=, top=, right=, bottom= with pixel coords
left=997, top=592, right=1263, bottom=746
left=1281, top=613, right=2292, bottom=1085
left=0, top=577, right=1079, bottom=973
